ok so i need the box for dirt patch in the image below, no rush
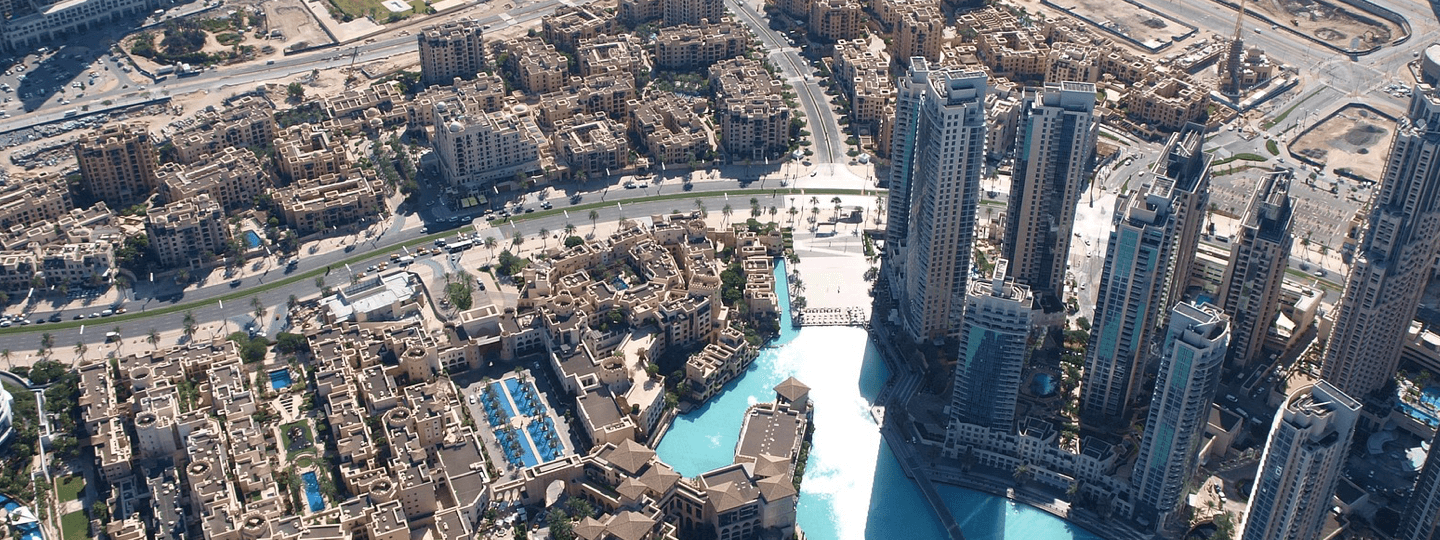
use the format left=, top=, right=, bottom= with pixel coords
left=1252, top=0, right=1402, bottom=52
left=1291, top=105, right=1395, bottom=180
left=1054, top=0, right=1194, bottom=51
left=233, top=0, right=334, bottom=52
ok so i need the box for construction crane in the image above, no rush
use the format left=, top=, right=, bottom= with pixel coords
left=1222, top=0, right=1248, bottom=96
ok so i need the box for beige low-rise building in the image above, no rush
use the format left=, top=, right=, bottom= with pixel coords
left=874, top=0, right=937, bottom=28
left=655, top=21, right=747, bottom=71
left=74, top=122, right=158, bottom=207
left=418, top=19, right=488, bottom=86
left=0, top=251, right=37, bottom=291
left=274, top=123, right=351, bottom=182
left=630, top=92, right=714, bottom=164
left=506, top=37, right=571, bottom=95
left=536, top=73, right=637, bottom=129
left=1121, top=74, right=1210, bottom=132
left=619, top=0, right=662, bottom=25
left=326, top=81, right=407, bottom=132
left=709, top=57, right=782, bottom=100
left=36, top=241, right=115, bottom=288
left=270, top=169, right=385, bottom=234
left=543, top=6, right=616, bottom=52
left=808, top=0, right=862, bottom=42
left=408, top=73, right=508, bottom=130
left=1046, top=42, right=1101, bottom=84
left=719, top=96, right=792, bottom=161
left=145, top=194, right=231, bottom=269
left=894, top=6, right=944, bottom=65
left=155, top=146, right=270, bottom=212
left=0, top=172, right=71, bottom=230
left=577, top=34, right=651, bottom=77
left=553, top=114, right=632, bottom=176
left=170, top=96, right=277, bottom=164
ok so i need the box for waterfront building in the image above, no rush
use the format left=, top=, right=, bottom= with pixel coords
left=1239, top=380, right=1360, bottom=540
left=947, top=259, right=1032, bottom=432
left=1079, top=125, right=1210, bottom=429
left=418, top=19, right=487, bottom=86
left=1001, top=81, right=1098, bottom=304
left=1399, top=429, right=1440, bottom=540
left=144, top=194, right=231, bottom=269
left=74, top=122, right=157, bottom=207
left=1322, top=86, right=1440, bottom=399
left=884, top=58, right=987, bottom=343
left=1217, top=168, right=1293, bottom=371
left=1131, top=302, right=1229, bottom=527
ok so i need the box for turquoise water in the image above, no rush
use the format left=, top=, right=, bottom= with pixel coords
left=655, top=260, right=1102, bottom=540
left=243, top=230, right=262, bottom=249
left=301, top=471, right=325, bottom=512
left=269, top=368, right=292, bottom=390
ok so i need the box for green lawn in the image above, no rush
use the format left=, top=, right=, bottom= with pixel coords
left=56, top=475, right=85, bottom=504
left=327, top=0, right=425, bottom=20
left=280, top=419, right=314, bottom=457
left=61, top=511, right=88, bottom=540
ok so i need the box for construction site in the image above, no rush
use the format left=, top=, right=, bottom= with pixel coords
left=1236, top=0, right=1406, bottom=52
left=1045, top=0, right=1197, bottom=51
left=1291, top=104, right=1396, bottom=182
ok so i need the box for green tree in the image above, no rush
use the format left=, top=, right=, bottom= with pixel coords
left=251, top=296, right=266, bottom=320
left=74, top=341, right=88, bottom=363
left=589, top=209, right=600, bottom=230
left=287, top=82, right=305, bottom=100
left=512, top=231, right=524, bottom=248
left=40, top=332, right=54, bottom=355
left=147, top=329, right=161, bottom=350
left=182, top=311, right=197, bottom=342
left=538, top=227, right=550, bottom=248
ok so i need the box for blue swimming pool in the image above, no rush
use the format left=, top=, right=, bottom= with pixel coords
left=0, top=495, right=42, bottom=540
left=269, top=369, right=292, bottom=390
left=1030, top=373, right=1057, bottom=397
left=243, top=230, right=262, bottom=249
left=301, top=471, right=325, bottom=512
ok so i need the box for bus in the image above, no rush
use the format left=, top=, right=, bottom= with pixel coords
left=447, top=240, right=473, bottom=253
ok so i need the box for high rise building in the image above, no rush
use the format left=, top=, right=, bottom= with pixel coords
left=1239, top=380, right=1359, bottom=540
left=948, top=259, right=1032, bottom=431
left=1217, top=168, right=1293, bottom=371
left=1131, top=302, right=1229, bottom=526
left=1399, top=429, right=1440, bottom=540
left=418, top=19, right=487, bottom=87
left=1002, top=81, right=1098, bottom=304
left=883, top=59, right=987, bottom=343
left=1321, top=87, right=1440, bottom=399
left=1079, top=126, right=1209, bottom=429
left=74, top=122, right=158, bottom=207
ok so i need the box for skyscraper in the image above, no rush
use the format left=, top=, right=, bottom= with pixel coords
left=1399, top=429, right=1440, bottom=540
left=418, top=19, right=487, bottom=86
left=1239, top=380, right=1359, bottom=540
left=1003, top=81, right=1098, bottom=304
left=883, top=58, right=987, bottom=343
left=1080, top=127, right=1210, bottom=429
left=948, top=259, right=1033, bottom=431
left=1131, top=302, right=1229, bottom=527
left=1321, top=87, right=1440, bottom=399
left=1217, top=168, right=1294, bottom=371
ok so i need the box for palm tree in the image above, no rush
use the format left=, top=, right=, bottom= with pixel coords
left=788, top=207, right=799, bottom=223
left=182, top=311, right=197, bottom=342
left=74, top=341, right=88, bottom=363
left=287, top=295, right=299, bottom=309
left=1, top=349, right=9, bottom=369
left=484, top=236, right=498, bottom=258
left=564, top=223, right=577, bottom=238
left=512, top=231, right=524, bottom=248
left=251, top=296, right=266, bottom=320
left=40, top=332, right=54, bottom=354
left=809, top=196, right=819, bottom=208
left=768, top=206, right=778, bottom=223
left=147, top=329, right=160, bottom=351
left=721, top=204, right=733, bottom=224
left=314, top=276, right=326, bottom=290
left=538, top=227, right=550, bottom=248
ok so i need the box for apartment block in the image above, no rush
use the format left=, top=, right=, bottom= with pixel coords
left=619, top=0, right=661, bottom=26
left=685, top=328, right=758, bottom=402
left=872, top=0, right=936, bottom=27
left=947, top=260, right=1032, bottom=432
left=0, top=251, right=36, bottom=291
left=1239, top=381, right=1359, bottom=540
left=145, top=194, right=231, bottom=269
left=1080, top=127, right=1210, bottom=430
left=1131, top=302, right=1228, bottom=526
left=808, top=0, right=861, bottom=42
left=36, top=241, right=114, bottom=288
left=553, top=114, right=632, bottom=175
left=270, top=169, right=385, bottom=235
left=273, top=123, right=350, bottom=182
left=892, top=7, right=943, bottom=65
left=505, top=37, right=571, bottom=95
left=945, top=418, right=1130, bottom=516
left=577, top=34, right=651, bottom=77
left=543, top=6, right=616, bottom=52
left=431, top=98, right=545, bottom=189
left=776, top=0, right=809, bottom=18
left=536, top=73, right=638, bottom=129
left=326, top=81, right=408, bottom=131
left=655, top=21, right=747, bottom=70
left=408, top=73, right=508, bottom=129
left=1120, top=75, right=1210, bottom=133
left=74, top=122, right=158, bottom=207
left=155, top=146, right=270, bottom=212
left=833, top=40, right=894, bottom=127
left=0, top=0, right=161, bottom=51
left=1220, top=43, right=1275, bottom=94
left=663, top=0, right=723, bottom=25
left=709, top=57, right=782, bottom=100
left=169, top=96, right=277, bottom=164
left=1217, top=168, right=1293, bottom=370
left=1002, top=82, right=1097, bottom=304
left=418, top=19, right=487, bottom=86
left=885, top=60, right=987, bottom=343
left=718, top=96, right=791, bottom=161
left=630, top=92, right=714, bottom=164
left=0, top=173, right=71, bottom=230
left=1046, top=43, right=1101, bottom=84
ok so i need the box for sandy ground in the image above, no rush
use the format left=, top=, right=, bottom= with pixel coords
left=1291, top=105, right=1396, bottom=181
left=1250, top=0, right=1402, bottom=51
left=1061, top=0, right=1194, bottom=50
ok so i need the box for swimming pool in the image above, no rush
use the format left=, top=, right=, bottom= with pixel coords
left=269, top=369, right=292, bottom=390
left=1030, top=373, right=1057, bottom=397
left=301, top=471, right=325, bottom=512
left=243, top=230, right=262, bottom=249
left=0, top=495, right=42, bottom=540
